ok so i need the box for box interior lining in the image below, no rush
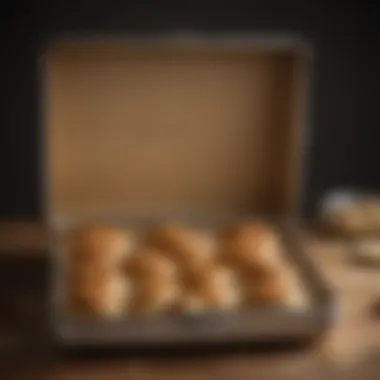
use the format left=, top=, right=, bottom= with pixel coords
left=45, top=42, right=306, bottom=221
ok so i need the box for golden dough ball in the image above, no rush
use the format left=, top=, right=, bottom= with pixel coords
left=132, top=281, right=181, bottom=315
left=145, top=224, right=216, bottom=262
left=243, top=272, right=289, bottom=308
left=144, top=223, right=217, bottom=282
left=128, top=247, right=178, bottom=283
left=219, top=220, right=281, bottom=273
left=68, top=265, right=133, bottom=317
left=128, top=247, right=181, bottom=314
left=69, top=226, right=136, bottom=267
left=199, top=265, right=243, bottom=310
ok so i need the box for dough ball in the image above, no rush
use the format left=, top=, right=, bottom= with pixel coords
left=69, top=226, right=136, bottom=267
left=243, top=272, right=289, bottom=308
left=129, top=247, right=181, bottom=314
left=219, top=220, right=282, bottom=273
left=201, top=265, right=243, bottom=310
left=68, top=267, right=133, bottom=317
left=145, top=223, right=217, bottom=284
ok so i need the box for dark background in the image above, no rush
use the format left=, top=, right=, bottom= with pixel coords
left=0, top=0, right=378, bottom=219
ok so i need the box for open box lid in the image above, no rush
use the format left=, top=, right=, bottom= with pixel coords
left=43, top=36, right=311, bottom=225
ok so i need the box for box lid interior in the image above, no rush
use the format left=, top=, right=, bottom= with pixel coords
left=44, top=39, right=309, bottom=223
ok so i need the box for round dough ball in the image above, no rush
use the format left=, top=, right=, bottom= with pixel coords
left=69, top=226, right=136, bottom=267
left=219, top=220, right=281, bottom=273
left=144, top=223, right=217, bottom=283
left=69, top=266, right=133, bottom=317
left=201, top=265, right=243, bottom=310
left=128, top=247, right=178, bottom=283
left=133, top=281, right=180, bottom=315
left=243, top=273, right=288, bottom=308
left=129, top=248, right=181, bottom=314
left=98, top=275, right=133, bottom=316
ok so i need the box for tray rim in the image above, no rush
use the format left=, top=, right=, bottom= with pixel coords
left=50, top=218, right=335, bottom=347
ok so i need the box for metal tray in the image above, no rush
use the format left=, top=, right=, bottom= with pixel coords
left=50, top=215, right=335, bottom=348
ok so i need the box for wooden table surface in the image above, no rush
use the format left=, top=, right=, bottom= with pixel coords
left=0, top=221, right=379, bottom=380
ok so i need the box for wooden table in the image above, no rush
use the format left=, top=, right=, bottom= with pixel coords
left=0, top=222, right=379, bottom=380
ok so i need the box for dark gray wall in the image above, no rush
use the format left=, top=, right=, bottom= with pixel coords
left=0, top=0, right=378, bottom=218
